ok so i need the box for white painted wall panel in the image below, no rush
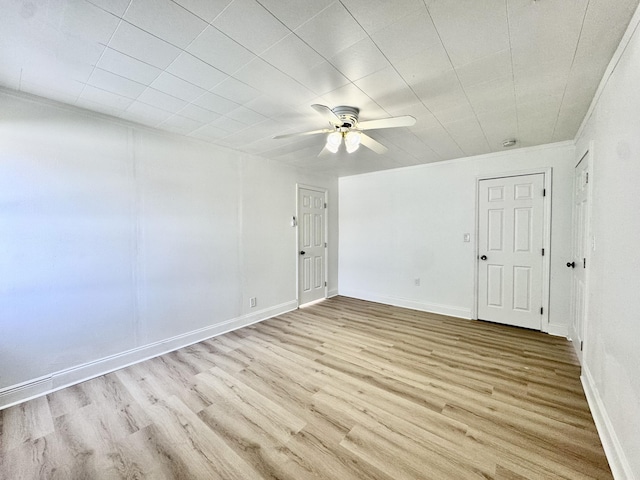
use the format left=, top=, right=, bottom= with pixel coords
left=0, top=91, right=338, bottom=397
left=135, top=132, right=242, bottom=343
left=339, top=142, right=574, bottom=328
left=0, top=99, right=137, bottom=387
left=575, top=7, right=640, bottom=477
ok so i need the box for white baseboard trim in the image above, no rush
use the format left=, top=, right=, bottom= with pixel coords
left=0, top=376, right=54, bottom=410
left=327, top=289, right=339, bottom=298
left=339, top=290, right=472, bottom=319
left=581, top=366, right=634, bottom=479
left=0, top=300, right=297, bottom=410
left=547, top=323, right=569, bottom=337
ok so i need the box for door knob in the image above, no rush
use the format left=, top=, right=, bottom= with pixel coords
left=300, top=251, right=306, bottom=255
left=566, top=261, right=575, bottom=268
left=480, top=255, right=487, bottom=261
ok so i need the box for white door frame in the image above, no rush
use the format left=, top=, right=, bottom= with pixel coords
left=473, top=167, right=552, bottom=332
left=296, top=184, right=328, bottom=307
left=570, top=144, right=593, bottom=362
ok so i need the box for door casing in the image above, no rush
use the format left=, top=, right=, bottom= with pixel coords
left=473, top=168, right=552, bottom=332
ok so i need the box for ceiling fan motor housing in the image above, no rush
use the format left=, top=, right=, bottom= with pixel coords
left=332, top=105, right=360, bottom=129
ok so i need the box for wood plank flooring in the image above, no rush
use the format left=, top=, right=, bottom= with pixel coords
left=0, top=297, right=612, bottom=479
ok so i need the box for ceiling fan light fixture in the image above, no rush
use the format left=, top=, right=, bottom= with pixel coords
left=345, top=142, right=360, bottom=154
left=344, top=131, right=361, bottom=153
left=274, top=104, right=415, bottom=156
left=326, top=131, right=342, bottom=153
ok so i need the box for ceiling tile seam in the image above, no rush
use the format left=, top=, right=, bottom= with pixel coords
left=327, top=0, right=444, bottom=161
left=254, top=6, right=387, bottom=90
left=234, top=1, right=391, bottom=108
left=79, top=79, right=199, bottom=119
left=327, top=0, right=463, bottom=160
left=88, top=85, right=224, bottom=131
left=424, top=5, right=495, bottom=154
left=257, top=32, right=326, bottom=76
left=167, top=0, right=232, bottom=26
left=251, top=33, right=353, bottom=106
left=74, top=0, right=135, bottom=107
left=156, top=113, right=202, bottom=130
left=216, top=0, right=295, bottom=57
left=379, top=131, right=439, bottom=163
left=225, top=56, right=316, bottom=101
left=100, top=17, right=263, bottom=121
left=337, top=0, right=421, bottom=118
left=90, top=64, right=226, bottom=112
left=248, top=0, right=424, bottom=121
left=505, top=0, right=520, bottom=143
left=259, top=0, right=335, bottom=34
left=550, top=0, right=592, bottom=141
left=87, top=66, right=150, bottom=94
left=252, top=0, right=343, bottom=76
left=126, top=8, right=300, bottom=129
left=106, top=18, right=212, bottom=115
left=75, top=83, right=136, bottom=109
left=219, top=29, right=374, bottom=112
left=162, top=8, right=257, bottom=78
left=96, top=45, right=161, bottom=74
left=416, top=0, right=484, bottom=156
left=104, top=17, right=265, bottom=130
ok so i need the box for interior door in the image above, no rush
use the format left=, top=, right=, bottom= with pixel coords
left=478, top=174, right=545, bottom=329
left=298, top=187, right=326, bottom=306
left=569, top=154, right=589, bottom=362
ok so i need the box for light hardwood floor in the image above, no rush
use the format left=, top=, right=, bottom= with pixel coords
left=0, top=297, right=611, bottom=479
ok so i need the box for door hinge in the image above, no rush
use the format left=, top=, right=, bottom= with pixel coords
left=583, top=258, right=586, bottom=268
left=324, top=202, right=327, bottom=209
left=543, top=188, right=546, bottom=197
left=586, top=172, right=589, bottom=184
left=540, top=307, right=543, bottom=315
left=542, top=248, right=545, bottom=256
left=324, top=281, right=327, bottom=287
left=324, top=242, right=327, bottom=248
left=580, top=340, right=584, bottom=351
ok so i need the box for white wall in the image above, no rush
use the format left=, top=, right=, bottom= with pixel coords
left=339, top=142, right=574, bottom=333
left=0, top=90, right=338, bottom=406
left=574, top=8, right=640, bottom=478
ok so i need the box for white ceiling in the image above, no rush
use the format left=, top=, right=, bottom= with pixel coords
left=2, top=0, right=638, bottom=176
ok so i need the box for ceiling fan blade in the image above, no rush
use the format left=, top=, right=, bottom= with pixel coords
left=357, top=115, right=416, bottom=131
left=311, top=104, right=342, bottom=126
left=359, top=133, right=388, bottom=154
left=273, top=128, right=332, bottom=140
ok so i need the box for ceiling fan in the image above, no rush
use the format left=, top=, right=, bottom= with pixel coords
left=273, top=104, right=416, bottom=155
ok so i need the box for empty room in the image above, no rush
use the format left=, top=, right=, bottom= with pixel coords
left=1, top=0, right=639, bottom=479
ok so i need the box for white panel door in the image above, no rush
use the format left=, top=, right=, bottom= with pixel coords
left=298, top=187, right=326, bottom=305
left=570, top=155, right=589, bottom=362
left=478, top=174, right=545, bottom=329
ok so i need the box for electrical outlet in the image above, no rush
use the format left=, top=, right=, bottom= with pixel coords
left=414, top=278, right=420, bottom=286
left=249, top=297, right=257, bottom=308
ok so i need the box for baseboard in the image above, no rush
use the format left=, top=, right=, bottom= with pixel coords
left=0, top=300, right=297, bottom=410
left=339, top=289, right=472, bottom=319
left=547, top=323, right=568, bottom=337
left=582, top=366, right=634, bottom=479
left=327, top=289, right=339, bottom=298
left=0, top=376, right=53, bottom=409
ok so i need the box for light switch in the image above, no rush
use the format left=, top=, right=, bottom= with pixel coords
left=463, top=233, right=471, bottom=242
